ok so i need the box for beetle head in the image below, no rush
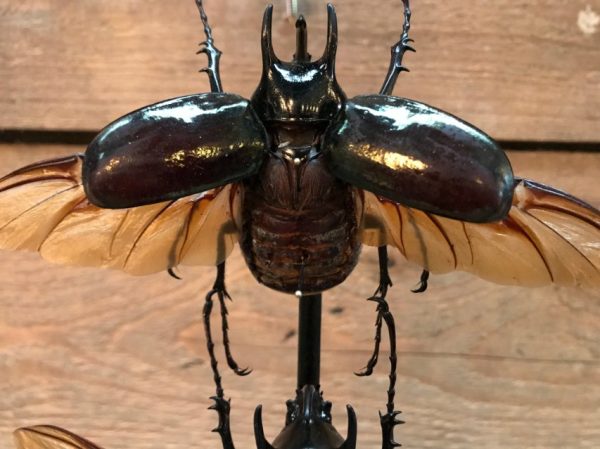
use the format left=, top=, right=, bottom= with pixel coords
left=250, top=4, right=346, bottom=129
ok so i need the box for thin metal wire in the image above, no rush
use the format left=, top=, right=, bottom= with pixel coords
left=286, top=0, right=299, bottom=19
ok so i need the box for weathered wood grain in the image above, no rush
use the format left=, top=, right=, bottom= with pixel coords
left=1, top=1, right=599, bottom=141
left=0, top=145, right=599, bottom=449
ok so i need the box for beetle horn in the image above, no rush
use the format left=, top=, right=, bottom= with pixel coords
left=260, top=4, right=279, bottom=69
left=293, top=15, right=311, bottom=62
left=320, top=4, right=338, bottom=75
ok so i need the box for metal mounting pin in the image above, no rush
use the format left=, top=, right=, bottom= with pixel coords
left=286, top=0, right=300, bottom=19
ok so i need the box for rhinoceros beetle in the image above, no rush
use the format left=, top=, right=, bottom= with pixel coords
left=2, top=1, right=599, bottom=449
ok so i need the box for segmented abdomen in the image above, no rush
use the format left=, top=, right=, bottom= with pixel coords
left=240, top=153, right=361, bottom=295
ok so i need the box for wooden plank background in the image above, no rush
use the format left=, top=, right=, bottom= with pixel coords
left=0, top=0, right=599, bottom=141
left=1, top=1, right=599, bottom=449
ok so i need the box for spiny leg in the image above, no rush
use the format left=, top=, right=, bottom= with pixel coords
left=203, top=263, right=235, bottom=449
left=214, top=265, right=252, bottom=376
left=194, top=4, right=236, bottom=447
left=372, top=297, right=404, bottom=449
left=375, top=246, right=393, bottom=298
left=202, top=287, right=221, bottom=395
left=197, top=0, right=225, bottom=408
left=356, top=310, right=383, bottom=377
left=195, top=0, right=223, bottom=92
left=357, top=246, right=404, bottom=447
left=204, top=261, right=250, bottom=449
left=356, top=246, right=393, bottom=376
left=373, top=3, right=418, bottom=438
left=379, top=0, right=415, bottom=95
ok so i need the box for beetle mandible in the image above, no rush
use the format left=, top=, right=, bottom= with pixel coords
left=1, top=1, right=599, bottom=449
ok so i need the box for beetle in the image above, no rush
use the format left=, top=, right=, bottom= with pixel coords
left=2, top=1, right=600, bottom=449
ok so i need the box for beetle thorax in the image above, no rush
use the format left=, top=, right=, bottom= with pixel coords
left=250, top=5, right=346, bottom=126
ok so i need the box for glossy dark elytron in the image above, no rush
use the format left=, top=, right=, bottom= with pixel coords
left=83, top=93, right=269, bottom=208
left=323, top=95, right=514, bottom=222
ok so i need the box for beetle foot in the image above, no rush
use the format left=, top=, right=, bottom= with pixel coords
left=374, top=272, right=393, bottom=299
left=410, top=269, right=429, bottom=293
left=390, top=36, right=416, bottom=73
left=380, top=409, right=405, bottom=449
left=208, top=396, right=236, bottom=449
left=167, top=267, right=182, bottom=280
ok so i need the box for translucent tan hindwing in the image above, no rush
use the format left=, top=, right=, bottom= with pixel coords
left=359, top=179, right=600, bottom=289
left=14, top=425, right=104, bottom=449
left=0, top=155, right=240, bottom=275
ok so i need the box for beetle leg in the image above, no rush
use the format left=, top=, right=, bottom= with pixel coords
left=375, top=245, right=394, bottom=298
left=355, top=246, right=393, bottom=376
left=369, top=296, right=405, bottom=449
left=209, top=262, right=252, bottom=376
left=355, top=311, right=383, bottom=377
left=203, top=279, right=224, bottom=399
left=203, top=266, right=236, bottom=449
left=379, top=0, right=416, bottom=95
left=355, top=246, right=404, bottom=447
left=216, top=283, right=252, bottom=376
left=194, top=0, right=223, bottom=93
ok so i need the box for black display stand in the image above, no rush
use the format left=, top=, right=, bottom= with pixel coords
left=254, top=294, right=357, bottom=449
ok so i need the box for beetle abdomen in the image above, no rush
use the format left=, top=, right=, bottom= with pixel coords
left=240, top=152, right=360, bottom=295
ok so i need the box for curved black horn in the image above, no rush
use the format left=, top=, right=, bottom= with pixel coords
left=294, top=15, right=311, bottom=62
left=260, top=4, right=278, bottom=70
left=339, top=405, right=357, bottom=449
left=254, top=405, right=276, bottom=449
left=320, top=3, right=338, bottom=74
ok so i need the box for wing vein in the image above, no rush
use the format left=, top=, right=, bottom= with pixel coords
left=22, top=428, right=80, bottom=449
left=508, top=214, right=555, bottom=282
left=524, top=209, right=598, bottom=271
left=406, top=208, right=430, bottom=270
left=0, top=184, right=80, bottom=232
left=0, top=175, right=78, bottom=193
left=537, top=205, right=600, bottom=229
left=123, top=201, right=177, bottom=269
left=428, top=213, right=458, bottom=269
left=167, top=200, right=194, bottom=269
left=38, top=193, right=88, bottom=251
left=394, top=202, right=406, bottom=255
left=461, top=221, right=474, bottom=266
left=109, top=209, right=130, bottom=258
